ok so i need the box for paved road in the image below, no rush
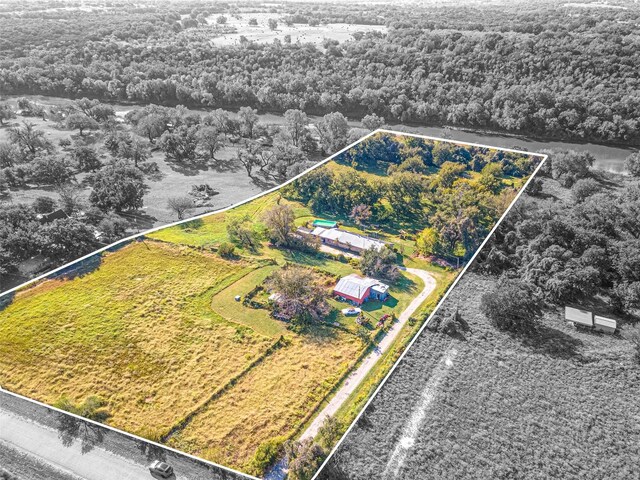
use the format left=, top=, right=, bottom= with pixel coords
left=0, top=397, right=245, bottom=480
left=0, top=409, right=154, bottom=480
left=299, top=267, right=437, bottom=442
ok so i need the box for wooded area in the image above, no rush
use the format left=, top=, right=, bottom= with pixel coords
left=0, top=0, right=638, bottom=144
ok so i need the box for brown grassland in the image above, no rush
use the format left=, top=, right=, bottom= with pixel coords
left=0, top=241, right=277, bottom=440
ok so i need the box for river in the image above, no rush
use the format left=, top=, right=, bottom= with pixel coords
left=9, top=95, right=636, bottom=173
left=246, top=112, right=635, bottom=174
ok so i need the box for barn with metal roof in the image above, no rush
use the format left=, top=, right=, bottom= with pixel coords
left=333, top=274, right=389, bottom=305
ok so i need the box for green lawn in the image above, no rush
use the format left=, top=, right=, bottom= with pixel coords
left=211, top=264, right=287, bottom=338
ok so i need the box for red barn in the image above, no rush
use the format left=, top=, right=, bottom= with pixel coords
left=333, top=274, right=389, bottom=305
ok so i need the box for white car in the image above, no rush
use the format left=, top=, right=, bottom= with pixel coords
left=148, top=460, right=174, bottom=478
left=342, top=307, right=362, bottom=315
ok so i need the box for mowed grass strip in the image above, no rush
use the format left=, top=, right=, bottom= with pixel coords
left=211, top=265, right=287, bottom=338
left=0, top=241, right=274, bottom=440
left=168, top=328, right=363, bottom=472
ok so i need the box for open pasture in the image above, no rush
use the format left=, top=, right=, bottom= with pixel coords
left=0, top=240, right=274, bottom=440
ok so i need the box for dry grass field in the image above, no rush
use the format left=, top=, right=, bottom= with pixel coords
left=169, top=328, right=362, bottom=473
left=0, top=241, right=275, bottom=440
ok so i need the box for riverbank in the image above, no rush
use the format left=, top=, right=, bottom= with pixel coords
left=4, top=94, right=635, bottom=173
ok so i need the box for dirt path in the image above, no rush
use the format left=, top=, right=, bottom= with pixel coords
left=383, top=346, right=458, bottom=478
left=298, top=268, right=437, bottom=443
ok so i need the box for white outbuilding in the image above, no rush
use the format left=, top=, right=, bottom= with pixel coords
left=594, top=315, right=617, bottom=333
left=565, top=306, right=593, bottom=328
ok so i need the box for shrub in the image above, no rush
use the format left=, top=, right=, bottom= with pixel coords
left=571, top=178, right=601, bottom=203
left=317, top=416, right=342, bottom=450
left=480, top=278, right=541, bottom=334
left=356, top=326, right=371, bottom=345
left=218, top=242, right=236, bottom=258
left=248, top=436, right=286, bottom=476
left=625, top=324, right=640, bottom=364
left=625, top=152, right=640, bottom=177
left=33, top=195, right=57, bottom=213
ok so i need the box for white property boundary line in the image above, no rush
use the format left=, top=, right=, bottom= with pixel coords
left=311, top=139, right=548, bottom=480
left=0, top=128, right=547, bottom=480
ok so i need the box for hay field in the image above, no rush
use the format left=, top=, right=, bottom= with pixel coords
left=0, top=241, right=275, bottom=440
left=169, top=328, right=362, bottom=473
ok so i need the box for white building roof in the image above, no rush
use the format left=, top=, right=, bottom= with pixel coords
left=311, top=227, right=386, bottom=251
left=334, top=274, right=389, bottom=301
left=565, top=306, right=593, bottom=326
left=594, top=315, right=617, bottom=329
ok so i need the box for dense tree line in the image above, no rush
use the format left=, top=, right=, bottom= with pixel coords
left=0, top=1, right=638, bottom=145
left=476, top=151, right=640, bottom=316
left=284, top=133, right=538, bottom=262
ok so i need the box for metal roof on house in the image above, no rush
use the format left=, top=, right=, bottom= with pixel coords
left=311, top=227, right=386, bottom=251
left=334, top=274, right=389, bottom=301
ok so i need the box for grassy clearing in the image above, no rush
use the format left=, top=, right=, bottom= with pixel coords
left=211, top=265, right=287, bottom=338
left=0, top=241, right=274, bottom=440
left=149, top=192, right=302, bottom=247
left=328, top=272, right=640, bottom=480
left=168, top=327, right=363, bottom=473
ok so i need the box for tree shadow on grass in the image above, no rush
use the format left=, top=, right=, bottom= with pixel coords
left=136, top=440, right=167, bottom=462
left=178, top=218, right=204, bottom=230
left=519, top=324, right=585, bottom=361
left=361, top=296, right=399, bottom=313
left=249, top=173, right=278, bottom=191
left=55, top=412, right=107, bottom=454
left=303, top=322, right=340, bottom=344
left=48, top=253, right=103, bottom=281
left=209, top=157, right=238, bottom=172
left=165, top=159, right=210, bottom=176
left=0, top=291, right=15, bottom=312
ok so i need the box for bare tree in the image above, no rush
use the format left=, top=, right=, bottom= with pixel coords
left=167, top=196, right=195, bottom=220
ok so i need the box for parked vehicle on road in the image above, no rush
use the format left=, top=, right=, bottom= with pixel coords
left=149, top=460, right=174, bottom=478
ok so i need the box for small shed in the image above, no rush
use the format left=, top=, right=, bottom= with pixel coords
left=594, top=315, right=617, bottom=334
left=565, top=306, right=593, bottom=328
left=268, top=292, right=283, bottom=303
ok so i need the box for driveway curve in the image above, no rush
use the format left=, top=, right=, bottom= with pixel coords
left=299, top=267, right=437, bottom=442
